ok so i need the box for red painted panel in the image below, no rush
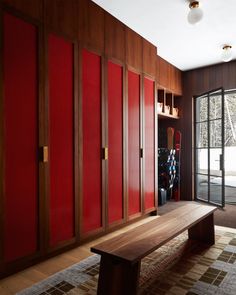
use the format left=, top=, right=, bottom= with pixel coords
left=82, top=49, right=102, bottom=233
left=3, top=13, right=38, bottom=262
left=128, top=71, right=141, bottom=216
left=144, top=78, right=155, bottom=209
left=108, top=62, right=123, bottom=224
left=48, top=34, right=74, bottom=247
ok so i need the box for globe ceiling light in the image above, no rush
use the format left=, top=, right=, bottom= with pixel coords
left=221, top=45, right=233, bottom=62
left=187, top=1, right=203, bottom=25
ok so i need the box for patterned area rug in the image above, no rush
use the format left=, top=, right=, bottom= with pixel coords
left=17, top=228, right=236, bottom=295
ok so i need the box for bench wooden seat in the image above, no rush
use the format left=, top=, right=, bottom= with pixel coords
left=91, top=202, right=217, bottom=295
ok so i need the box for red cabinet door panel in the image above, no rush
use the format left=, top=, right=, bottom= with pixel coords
left=82, top=49, right=102, bottom=233
left=48, top=34, right=74, bottom=247
left=144, top=78, right=155, bottom=210
left=3, top=13, right=38, bottom=262
left=108, top=61, right=123, bottom=224
left=128, top=71, right=141, bottom=216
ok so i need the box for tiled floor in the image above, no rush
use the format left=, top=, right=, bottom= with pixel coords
left=15, top=227, right=236, bottom=295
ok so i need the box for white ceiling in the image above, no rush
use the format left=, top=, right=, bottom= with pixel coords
left=92, top=0, right=236, bottom=71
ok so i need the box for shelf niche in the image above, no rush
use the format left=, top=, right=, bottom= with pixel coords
left=157, top=88, right=180, bottom=119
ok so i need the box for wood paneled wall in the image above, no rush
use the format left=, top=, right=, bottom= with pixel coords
left=4, top=0, right=43, bottom=20
left=78, top=0, right=104, bottom=51
left=142, top=39, right=156, bottom=77
left=105, top=13, right=125, bottom=61
left=126, top=27, right=143, bottom=71
left=156, top=55, right=182, bottom=95
left=45, top=0, right=78, bottom=38
left=181, top=61, right=236, bottom=201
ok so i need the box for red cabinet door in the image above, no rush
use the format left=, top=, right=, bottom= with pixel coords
left=82, top=49, right=102, bottom=234
left=3, top=13, right=38, bottom=262
left=128, top=70, right=141, bottom=217
left=107, top=61, right=123, bottom=225
left=144, top=77, right=155, bottom=211
left=48, top=34, right=75, bottom=247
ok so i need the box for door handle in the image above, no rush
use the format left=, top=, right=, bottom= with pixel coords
left=39, top=146, right=48, bottom=163
left=102, top=147, right=108, bottom=160
left=219, top=154, right=223, bottom=171
left=140, top=148, right=143, bottom=158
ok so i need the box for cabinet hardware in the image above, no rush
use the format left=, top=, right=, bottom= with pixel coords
left=102, top=147, right=108, bottom=160
left=140, top=148, right=143, bottom=158
left=39, top=146, right=48, bottom=163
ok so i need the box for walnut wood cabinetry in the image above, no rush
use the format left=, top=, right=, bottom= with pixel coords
left=156, top=55, right=182, bottom=95
left=0, top=0, right=182, bottom=277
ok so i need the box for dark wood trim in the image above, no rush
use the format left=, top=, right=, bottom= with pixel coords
left=44, top=0, right=78, bottom=40
left=127, top=212, right=143, bottom=221
left=101, top=53, right=107, bottom=232
left=38, top=6, right=47, bottom=258
left=43, top=26, right=50, bottom=253
left=80, top=226, right=105, bottom=242
left=106, top=56, right=125, bottom=68
left=73, top=41, right=79, bottom=243
left=124, top=65, right=129, bottom=221
left=107, top=219, right=126, bottom=230
left=0, top=2, right=4, bottom=273
left=154, top=80, right=158, bottom=209
left=123, top=64, right=128, bottom=222
left=104, top=56, right=108, bottom=230
left=144, top=207, right=157, bottom=215
left=81, top=43, right=104, bottom=59
left=0, top=238, right=78, bottom=279
left=2, top=3, right=41, bottom=27
left=47, top=237, right=77, bottom=254
left=140, top=74, right=144, bottom=215
left=1, top=251, right=42, bottom=279
left=104, top=12, right=125, bottom=63
left=2, top=0, right=43, bottom=21
left=78, top=43, right=83, bottom=241
left=126, top=64, right=142, bottom=76
left=44, top=27, right=78, bottom=44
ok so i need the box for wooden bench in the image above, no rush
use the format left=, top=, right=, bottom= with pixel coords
left=91, top=202, right=217, bottom=295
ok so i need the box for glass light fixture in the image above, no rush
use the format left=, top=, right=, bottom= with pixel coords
left=187, top=1, right=203, bottom=25
left=221, top=45, right=233, bottom=62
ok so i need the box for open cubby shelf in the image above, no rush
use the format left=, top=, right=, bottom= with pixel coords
left=157, top=88, right=181, bottom=119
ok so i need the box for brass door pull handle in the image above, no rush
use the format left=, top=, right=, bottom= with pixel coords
left=102, top=147, right=108, bottom=160
left=39, top=146, right=48, bottom=163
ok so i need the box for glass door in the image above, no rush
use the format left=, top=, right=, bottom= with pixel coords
left=194, top=88, right=225, bottom=207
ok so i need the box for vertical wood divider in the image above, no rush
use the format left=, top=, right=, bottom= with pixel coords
left=154, top=80, right=158, bottom=211
left=102, top=55, right=108, bottom=230
left=43, top=27, right=50, bottom=253
left=78, top=44, right=83, bottom=240
left=0, top=2, right=4, bottom=272
left=140, top=74, right=145, bottom=214
left=73, top=41, right=79, bottom=243
left=124, top=65, right=128, bottom=221
left=39, top=2, right=47, bottom=257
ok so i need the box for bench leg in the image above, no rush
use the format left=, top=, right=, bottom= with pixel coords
left=97, top=256, right=140, bottom=295
left=188, top=213, right=215, bottom=245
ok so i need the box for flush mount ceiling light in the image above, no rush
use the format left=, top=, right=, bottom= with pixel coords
left=187, top=1, right=203, bottom=25
left=221, top=45, right=233, bottom=62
